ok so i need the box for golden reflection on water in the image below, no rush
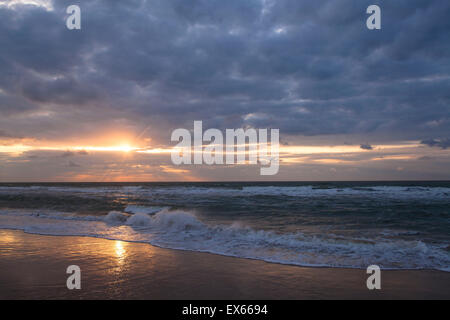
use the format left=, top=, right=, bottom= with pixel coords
left=0, top=231, right=18, bottom=244
left=114, top=240, right=127, bottom=265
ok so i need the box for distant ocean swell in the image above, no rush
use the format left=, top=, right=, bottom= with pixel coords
left=0, top=185, right=449, bottom=199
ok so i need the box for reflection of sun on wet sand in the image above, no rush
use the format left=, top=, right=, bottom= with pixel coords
left=0, top=229, right=449, bottom=300
left=114, top=241, right=126, bottom=263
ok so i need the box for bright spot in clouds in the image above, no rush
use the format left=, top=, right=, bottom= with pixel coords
left=0, top=0, right=53, bottom=11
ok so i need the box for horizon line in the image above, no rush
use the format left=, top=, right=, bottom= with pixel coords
left=1, top=180, right=449, bottom=184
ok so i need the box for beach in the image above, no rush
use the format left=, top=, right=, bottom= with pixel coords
left=0, top=229, right=448, bottom=300
left=2, top=0, right=449, bottom=303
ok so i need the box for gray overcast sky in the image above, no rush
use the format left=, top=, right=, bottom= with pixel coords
left=0, top=0, right=449, bottom=181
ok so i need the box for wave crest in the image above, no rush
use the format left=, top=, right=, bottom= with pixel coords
left=1, top=208, right=449, bottom=272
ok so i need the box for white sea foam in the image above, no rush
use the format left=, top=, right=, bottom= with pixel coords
left=0, top=208, right=448, bottom=272
left=104, top=211, right=129, bottom=224
left=124, top=205, right=167, bottom=215
left=125, top=213, right=153, bottom=227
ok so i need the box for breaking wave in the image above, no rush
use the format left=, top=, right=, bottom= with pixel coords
left=0, top=207, right=448, bottom=272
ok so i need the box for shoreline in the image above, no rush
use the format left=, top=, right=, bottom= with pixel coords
left=1, top=227, right=449, bottom=274
left=1, top=229, right=449, bottom=299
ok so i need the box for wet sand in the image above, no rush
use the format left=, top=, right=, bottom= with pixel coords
left=0, top=229, right=448, bottom=299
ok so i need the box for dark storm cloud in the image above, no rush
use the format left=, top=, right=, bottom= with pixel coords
left=0, top=130, right=14, bottom=138
left=421, top=138, right=450, bottom=150
left=68, top=160, right=81, bottom=167
left=0, top=0, right=449, bottom=143
left=360, top=144, right=373, bottom=150
left=60, top=150, right=89, bottom=157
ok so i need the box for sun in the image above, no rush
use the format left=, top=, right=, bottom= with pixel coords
left=71, top=143, right=139, bottom=153
left=116, top=144, right=134, bottom=153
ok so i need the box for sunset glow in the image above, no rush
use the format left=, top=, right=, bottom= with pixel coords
left=1, top=1, right=449, bottom=182
left=73, top=144, right=139, bottom=153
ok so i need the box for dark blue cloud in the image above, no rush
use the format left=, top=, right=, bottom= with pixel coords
left=360, top=144, right=373, bottom=150
left=421, top=138, right=450, bottom=150
left=0, top=0, right=449, bottom=144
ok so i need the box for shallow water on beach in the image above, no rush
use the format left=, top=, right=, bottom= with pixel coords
left=1, top=229, right=449, bottom=299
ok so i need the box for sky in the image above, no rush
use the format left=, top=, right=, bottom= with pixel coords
left=0, top=0, right=449, bottom=182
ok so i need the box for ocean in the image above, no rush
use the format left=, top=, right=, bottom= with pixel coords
left=0, top=181, right=449, bottom=272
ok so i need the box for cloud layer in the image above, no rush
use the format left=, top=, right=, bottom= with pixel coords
left=0, top=0, right=449, bottom=181
left=1, top=0, right=449, bottom=142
